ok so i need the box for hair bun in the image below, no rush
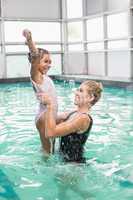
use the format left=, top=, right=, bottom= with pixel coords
left=97, top=82, right=103, bottom=92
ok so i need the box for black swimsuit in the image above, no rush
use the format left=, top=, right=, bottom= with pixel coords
left=59, top=111, right=93, bottom=163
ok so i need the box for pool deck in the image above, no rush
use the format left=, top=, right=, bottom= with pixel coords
left=0, top=75, right=133, bottom=88
left=52, top=75, right=133, bottom=88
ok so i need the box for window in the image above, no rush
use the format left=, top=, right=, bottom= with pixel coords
left=88, top=52, right=105, bottom=76
left=6, top=55, right=29, bottom=78
left=68, top=44, right=83, bottom=51
left=108, top=51, right=130, bottom=77
left=87, top=42, right=104, bottom=51
left=37, top=45, right=61, bottom=51
left=87, top=17, right=103, bottom=41
left=6, top=54, right=61, bottom=77
left=5, top=21, right=61, bottom=42
left=5, top=45, right=27, bottom=53
left=5, top=44, right=61, bottom=53
left=48, top=54, right=61, bottom=75
left=68, top=22, right=83, bottom=42
left=108, top=40, right=128, bottom=49
left=107, top=13, right=128, bottom=38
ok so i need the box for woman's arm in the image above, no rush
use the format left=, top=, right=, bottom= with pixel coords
left=56, top=111, right=75, bottom=124
left=37, top=93, right=90, bottom=138
left=45, top=105, right=90, bottom=138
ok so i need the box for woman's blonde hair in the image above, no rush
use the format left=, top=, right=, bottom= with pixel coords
left=83, top=80, right=103, bottom=105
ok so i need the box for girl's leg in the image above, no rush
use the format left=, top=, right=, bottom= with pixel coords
left=36, top=113, right=51, bottom=154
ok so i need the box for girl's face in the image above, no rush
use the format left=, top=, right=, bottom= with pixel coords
left=74, top=84, right=94, bottom=107
left=39, top=54, right=52, bottom=74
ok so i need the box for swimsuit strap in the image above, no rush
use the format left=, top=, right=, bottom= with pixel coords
left=64, top=111, right=93, bottom=133
left=64, top=110, right=77, bottom=121
left=81, top=112, right=93, bottom=123
left=76, top=112, right=93, bottom=133
left=66, top=111, right=92, bottom=122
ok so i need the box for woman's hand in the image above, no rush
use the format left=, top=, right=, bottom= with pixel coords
left=37, top=92, right=53, bottom=106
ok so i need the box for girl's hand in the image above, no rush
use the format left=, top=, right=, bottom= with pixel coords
left=37, top=92, right=53, bottom=106
left=22, top=29, right=32, bottom=40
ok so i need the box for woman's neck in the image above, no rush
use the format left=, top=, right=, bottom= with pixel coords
left=77, top=105, right=91, bottom=114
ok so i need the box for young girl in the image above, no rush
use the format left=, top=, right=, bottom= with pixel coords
left=37, top=80, right=103, bottom=163
left=23, top=29, right=58, bottom=154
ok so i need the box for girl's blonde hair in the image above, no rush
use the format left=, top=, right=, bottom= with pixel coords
left=28, top=48, right=49, bottom=63
left=83, top=80, right=103, bottom=105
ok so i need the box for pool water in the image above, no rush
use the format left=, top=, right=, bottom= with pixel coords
left=0, top=80, right=133, bottom=200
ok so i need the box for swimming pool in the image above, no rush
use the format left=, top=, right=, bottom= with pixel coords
left=0, top=80, right=133, bottom=200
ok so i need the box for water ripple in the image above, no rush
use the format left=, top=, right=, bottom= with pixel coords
left=0, top=82, right=133, bottom=200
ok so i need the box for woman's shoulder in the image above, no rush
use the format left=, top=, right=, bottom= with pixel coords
left=76, top=113, right=93, bottom=134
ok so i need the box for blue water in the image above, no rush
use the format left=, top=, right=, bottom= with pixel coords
left=0, top=80, right=133, bottom=200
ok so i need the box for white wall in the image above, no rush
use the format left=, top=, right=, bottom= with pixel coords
left=106, top=0, right=129, bottom=12
left=86, top=0, right=129, bottom=15
left=86, top=0, right=104, bottom=15
left=3, top=0, right=60, bottom=19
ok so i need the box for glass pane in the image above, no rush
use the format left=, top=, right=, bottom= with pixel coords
left=107, top=13, right=128, bottom=38
left=6, top=55, right=30, bottom=78
left=48, top=54, right=61, bottom=75
left=108, top=51, right=130, bottom=77
left=63, top=53, right=86, bottom=74
left=68, top=22, right=83, bottom=42
left=108, top=40, right=128, bottom=49
left=87, top=42, right=104, bottom=50
left=68, top=44, right=83, bottom=51
left=5, top=45, right=28, bottom=52
left=87, top=17, right=103, bottom=41
left=5, top=45, right=61, bottom=53
left=6, top=54, right=61, bottom=78
left=67, top=0, right=82, bottom=18
left=37, top=45, right=61, bottom=51
left=5, top=21, right=61, bottom=42
left=88, top=52, right=105, bottom=76
left=0, top=29, right=1, bottom=43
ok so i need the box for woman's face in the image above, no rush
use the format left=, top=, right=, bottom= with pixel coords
left=39, top=53, right=52, bottom=74
left=74, top=84, right=93, bottom=106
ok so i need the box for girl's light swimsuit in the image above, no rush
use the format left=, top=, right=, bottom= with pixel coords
left=31, top=75, right=58, bottom=123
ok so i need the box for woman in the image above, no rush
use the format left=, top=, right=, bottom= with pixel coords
left=23, top=29, right=58, bottom=154
left=37, top=80, right=103, bottom=163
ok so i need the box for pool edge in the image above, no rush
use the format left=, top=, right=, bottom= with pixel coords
left=0, top=75, right=133, bottom=88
